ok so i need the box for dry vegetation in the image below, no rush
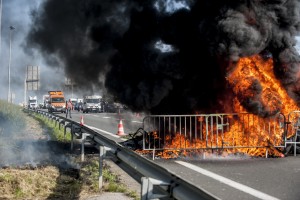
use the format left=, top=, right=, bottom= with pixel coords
left=0, top=103, right=139, bottom=200
left=0, top=156, right=124, bottom=199
left=1, top=166, right=63, bottom=199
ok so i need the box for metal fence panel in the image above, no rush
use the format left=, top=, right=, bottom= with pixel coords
left=142, top=113, right=285, bottom=154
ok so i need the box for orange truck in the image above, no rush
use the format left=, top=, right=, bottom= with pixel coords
left=47, top=91, right=66, bottom=113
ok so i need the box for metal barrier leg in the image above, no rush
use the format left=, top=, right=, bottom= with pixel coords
left=294, top=140, right=297, bottom=157
left=294, top=140, right=298, bottom=156
left=291, top=130, right=299, bottom=157
left=295, top=130, right=300, bottom=156
left=152, top=149, right=155, bottom=160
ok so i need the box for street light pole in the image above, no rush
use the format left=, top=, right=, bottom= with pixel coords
left=8, top=25, right=15, bottom=103
left=0, top=0, right=2, bottom=63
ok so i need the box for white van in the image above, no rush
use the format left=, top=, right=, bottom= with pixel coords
left=83, top=95, right=102, bottom=113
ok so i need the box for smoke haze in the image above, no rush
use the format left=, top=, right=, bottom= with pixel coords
left=0, top=0, right=69, bottom=104
left=23, top=0, right=300, bottom=114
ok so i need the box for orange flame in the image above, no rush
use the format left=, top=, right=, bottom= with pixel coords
left=138, top=55, right=299, bottom=159
left=227, top=54, right=298, bottom=114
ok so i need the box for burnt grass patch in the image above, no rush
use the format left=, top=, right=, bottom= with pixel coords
left=0, top=135, right=101, bottom=199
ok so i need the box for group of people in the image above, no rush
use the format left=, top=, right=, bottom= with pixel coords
left=65, top=99, right=85, bottom=118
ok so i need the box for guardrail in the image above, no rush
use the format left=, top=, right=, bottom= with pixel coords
left=25, top=109, right=219, bottom=200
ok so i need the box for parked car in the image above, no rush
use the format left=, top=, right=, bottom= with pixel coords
left=103, top=102, right=117, bottom=113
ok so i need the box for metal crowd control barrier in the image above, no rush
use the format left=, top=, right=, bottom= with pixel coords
left=142, top=113, right=288, bottom=157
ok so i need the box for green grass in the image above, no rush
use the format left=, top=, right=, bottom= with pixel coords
left=0, top=100, right=26, bottom=135
left=28, top=111, right=72, bottom=141
left=14, top=187, right=25, bottom=198
left=83, top=160, right=140, bottom=200
left=0, top=173, right=14, bottom=182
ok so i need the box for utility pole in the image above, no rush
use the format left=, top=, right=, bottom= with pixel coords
left=8, top=25, right=15, bottom=103
left=0, top=0, right=2, bottom=64
left=24, top=74, right=27, bottom=107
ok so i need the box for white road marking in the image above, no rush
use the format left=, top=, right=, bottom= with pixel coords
left=175, top=161, right=280, bottom=200
left=102, top=116, right=111, bottom=119
left=131, top=120, right=143, bottom=124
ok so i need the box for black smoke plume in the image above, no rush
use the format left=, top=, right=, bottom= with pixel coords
left=25, top=0, right=300, bottom=115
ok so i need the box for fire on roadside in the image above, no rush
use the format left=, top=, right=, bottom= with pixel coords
left=136, top=55, right=300, bottom=159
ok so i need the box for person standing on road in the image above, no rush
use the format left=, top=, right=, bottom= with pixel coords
left=66, top=99, right=73, bottom=118
left=78, top=100, right=83, bottom=112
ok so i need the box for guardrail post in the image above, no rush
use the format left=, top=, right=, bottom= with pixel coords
left=64, top=122, right=67, bottom=140
left=141, top=177, right=170, bottom=200
left=64, top=122, right=71, bottom=141
left=64, top=122, right=74, bottom=151
left=70, top=123, right=74, bottom=151
left=80, top=133, right=89, bottom=160
left=58, top=119, right=63, bottom=130
left=81, top=133, right=86, bottom=161
left=99, top=145, right=105, bottom=189
left=54, top=117, right=59, bottom=127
